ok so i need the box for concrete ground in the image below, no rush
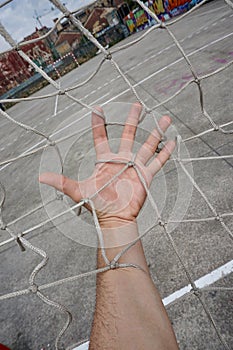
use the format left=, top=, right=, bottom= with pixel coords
left=0, top=0, right=233, bottom=349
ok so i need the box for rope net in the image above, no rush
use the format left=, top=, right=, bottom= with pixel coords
left=0, top=0, right=233, bottom=349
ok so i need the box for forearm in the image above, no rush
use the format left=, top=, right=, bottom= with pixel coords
left=89, top=221, right=179, bottom=350
left=96, top=221, right=150, bottom=273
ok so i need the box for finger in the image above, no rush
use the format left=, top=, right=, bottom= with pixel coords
left=147, top=140, right=176, bottom=177
left=39, top=172, right=81, bottom=203
left=136, top=115, right=171, bottom=165
left=92, top=106, right=110, bottom=158
left=119, top=102, right=142, bottom=153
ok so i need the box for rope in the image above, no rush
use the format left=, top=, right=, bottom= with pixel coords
left=0, top=0, right=232, bottom=349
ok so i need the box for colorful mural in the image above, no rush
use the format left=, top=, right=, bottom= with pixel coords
left=163, top=0, right=192, bottom=16
left=124, top=0, right=202, bottom=33
left=0, top=28, right=53, bottom=96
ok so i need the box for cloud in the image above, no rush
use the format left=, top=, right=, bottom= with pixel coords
left=0, top=0, right=93, bottom=52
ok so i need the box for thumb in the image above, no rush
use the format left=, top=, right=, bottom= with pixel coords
left=39, top=172, right=81, bottom=203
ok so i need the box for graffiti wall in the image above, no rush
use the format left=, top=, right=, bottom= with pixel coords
left=23, top=41, right=53, bottom=69
left=124, top=0, right=202, bottom=33
left=0, top=50, right=31, bottom=95
left=0, top=29, right=53, bottom=96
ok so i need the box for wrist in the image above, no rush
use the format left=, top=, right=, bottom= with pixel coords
left=97, top=220, right=150, bottom=274
left=99, top=219, right=139, bottom=248
left=99, top=216, right=136, bottom=229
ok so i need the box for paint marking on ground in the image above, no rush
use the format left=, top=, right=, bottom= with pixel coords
left=1, top=32, right=232, bottom=174
left=72, top=259, right=233, bottom=350
left=163, top=259, right=233, bottom=306
left=0, top=93, right=110, bottom=173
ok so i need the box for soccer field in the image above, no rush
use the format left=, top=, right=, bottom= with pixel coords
left=0, top=0, right=233, bottom=349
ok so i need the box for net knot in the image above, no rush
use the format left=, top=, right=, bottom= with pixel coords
left=109, top=260, right=119, bottom=270
left=145, top=107, right=152, bottom=114
left=156, top=143, right=163, bottom=153
left=48, top=139, right=56, bottom=146
left=127, top=160, right=135, bottom=167
left=214, top=125, right=219, bottom=131
left=159, top=21, right=166, bottom=29
left=192, top=287, right=201, bottom=297
left=64, top=11, right=71, bottom=17
left=29, top=284, right=38, bottom=294
left=160, top=135, right=167, bottom=143
left=0, top=221, right=6, bottom=230
left=215, top=215, right=223, bottom=222
left=82, top=198, right=89, bottom=205
left=105, top=52, right=112, bottom=60
left=58, top=89, right=65, bottom=95
left=15, top=234, right=26, bottom=252
left=158, top=219, right=166, bottom=227
left=0, top=214, right=6, bottom=230
left=13, top=44, right=20, bottom=51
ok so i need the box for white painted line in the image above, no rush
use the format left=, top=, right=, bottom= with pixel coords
left=51, top=92, right=110, bottom=138
left=134, top=32, right=233, bottom=88
left=54, top=93, right=59, bottom=116
left=212, top=22, right=217, bottom=26
left=1, top=32, right=232, bottom=173
left=0, top=15, right=212, bottom=132
left=95, top=32, right=233, bottom=109
left=72, top=260, right=233, bottom=350
left=72, top=342, right=89, bottom=350
left=163, top=259, right=233, bottom=306
left=198, top=5, right=227, bottom=16
left=0, top=92, right=110, bottom=173
left=103, top=29, right=231, bottom=89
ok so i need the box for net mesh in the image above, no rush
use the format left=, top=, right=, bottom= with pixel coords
left=0, top=0, right=233, bottom=349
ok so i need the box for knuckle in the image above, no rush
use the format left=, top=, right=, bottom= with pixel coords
left=124, top=125, right=135, bottom=136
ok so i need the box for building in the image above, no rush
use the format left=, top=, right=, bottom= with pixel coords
left=85, top=7, right=120, bottom=35
left=22, top=27, right=56, bottom=68
left=0, top=50, right=31, bottom=96
left=0, top=26, right=55, bottom=96
left=55, top=31, right=82, bottom=56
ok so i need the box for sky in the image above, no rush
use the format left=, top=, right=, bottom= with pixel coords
left=0, top=0, right=92, bottom=52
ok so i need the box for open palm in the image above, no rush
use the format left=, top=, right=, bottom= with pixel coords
left=39, top=103, right=175, bottom=227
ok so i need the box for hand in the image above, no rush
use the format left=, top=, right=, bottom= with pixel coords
left=39, top=103, right=175, bottom=228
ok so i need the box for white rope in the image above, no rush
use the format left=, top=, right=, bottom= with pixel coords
left=0, top=0, right=232, bottom=349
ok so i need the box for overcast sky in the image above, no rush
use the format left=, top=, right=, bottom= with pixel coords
left=0, top=0, right=92, bottom=52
